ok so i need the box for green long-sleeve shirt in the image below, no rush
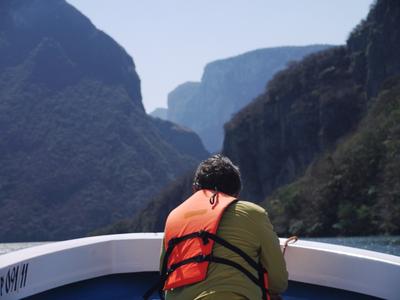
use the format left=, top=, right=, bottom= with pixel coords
left=160, top=200, right=288, bottom=300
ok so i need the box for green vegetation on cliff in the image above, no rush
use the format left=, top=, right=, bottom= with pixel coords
left=224, top=46, right=367, bottom=203
left=0, top=0, right=207, bottom=241
left=266, top=77, right=400, bottom=236
left=92, top=173, right=194, bottom=235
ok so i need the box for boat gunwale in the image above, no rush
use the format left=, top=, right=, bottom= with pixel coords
left=0, top=233, right=399, bottom=299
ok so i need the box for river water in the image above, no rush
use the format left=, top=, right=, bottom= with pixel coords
left=303, top=235, right=400, bottom=256
left=0, top=242, right=48, bottom=255
left=1, top=236, right=399, bottom=256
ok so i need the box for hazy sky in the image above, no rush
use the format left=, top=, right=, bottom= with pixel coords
left=66, top=0, right=374, bottom=113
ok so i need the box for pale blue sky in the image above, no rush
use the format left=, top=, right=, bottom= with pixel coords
left=66, top=0, right=374, bottom=112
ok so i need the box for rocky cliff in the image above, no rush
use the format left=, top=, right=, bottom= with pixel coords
left=266, top=77, right=400, bottom=236
left=263, top=0, right=400, bottom=236
left=149, top=108, right=167, bottom=120
left=223, top=0, right=400, bottom=204
left=223, top=46, right=366, bottom=202
left=0, top=0, right=207, bottom=241
left=151, top=118, right=209, bottom=161
left=167, top=81, right=200, bottom=125
left=166, top=45, right=332, bottom=152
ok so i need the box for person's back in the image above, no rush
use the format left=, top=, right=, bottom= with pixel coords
left=162, top=200, right=287, bottom=299
left=159, top=154, right=288, bottom=300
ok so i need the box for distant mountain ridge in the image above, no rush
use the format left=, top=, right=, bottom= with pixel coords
left=149, top=107, right=167, bottom=120
left=161, top=45, right=333, bottom=152
left=0, top=0, right=207, bottom=241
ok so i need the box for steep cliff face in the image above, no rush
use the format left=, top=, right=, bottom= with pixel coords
left=266, top=77, right=400, bottom=236
left=223, top=0, right=400, bottom=235
left=224, top=47, right=366, bottom=202
left=0, top=0, right=142, bottom=109
left=264, top=0, right=400, bottom=237
left=165, top=46, right=332, bottom=152
left=167, top=81, right=200, bottom=125
left=347, top=0, right=400, bottom=96
left=223, top=0, right=400, bottom=204
left=149, top=108, right=167, bottom=120
left=151, top=118, right=209, bottom=161
left=0, top=0, right=206, bottom=241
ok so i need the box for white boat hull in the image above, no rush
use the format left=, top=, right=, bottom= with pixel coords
left=0, top=233, right=399, bottom=299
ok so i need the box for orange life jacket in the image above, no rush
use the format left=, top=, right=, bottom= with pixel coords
left=160, top=189, right=270, bottom=300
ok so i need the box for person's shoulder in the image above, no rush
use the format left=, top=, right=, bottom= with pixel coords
left=235, top=200, right=266, bottom=214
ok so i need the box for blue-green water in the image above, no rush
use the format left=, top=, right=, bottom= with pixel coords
left=0, top=236, right=399, bottom=256
left=0, top=242, right=48, bottom=255
left=304, top=235, right=400, bottom=256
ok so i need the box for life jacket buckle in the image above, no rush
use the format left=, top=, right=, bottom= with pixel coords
left=198, top=230, right=209, bottom=245
left=166, top=267, right=174, bottom=275
left=194, top=254, right=207, bottom=263
left=168, top=237, right=179, bottom=249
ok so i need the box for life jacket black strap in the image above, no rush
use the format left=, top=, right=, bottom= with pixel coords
left=145, top=253, right=269, bottom=300
left=143, top=276, right=166, bottom=300
left=202, top=231, right=261, bottom=271
left=147, top=233, right=207, bottom=299
left=144, top=230, right=270, bottom=300
left=160, top=231, right=209, bottom=276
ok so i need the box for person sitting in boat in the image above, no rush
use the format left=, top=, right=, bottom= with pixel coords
left=159, top=154, right=288, bottom=300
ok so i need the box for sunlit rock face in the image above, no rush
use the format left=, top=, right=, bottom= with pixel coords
left=166, top=45, right=332, bottom=152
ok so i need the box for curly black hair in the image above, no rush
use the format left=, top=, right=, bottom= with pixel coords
left=192, top=154, right=241, bottom=197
